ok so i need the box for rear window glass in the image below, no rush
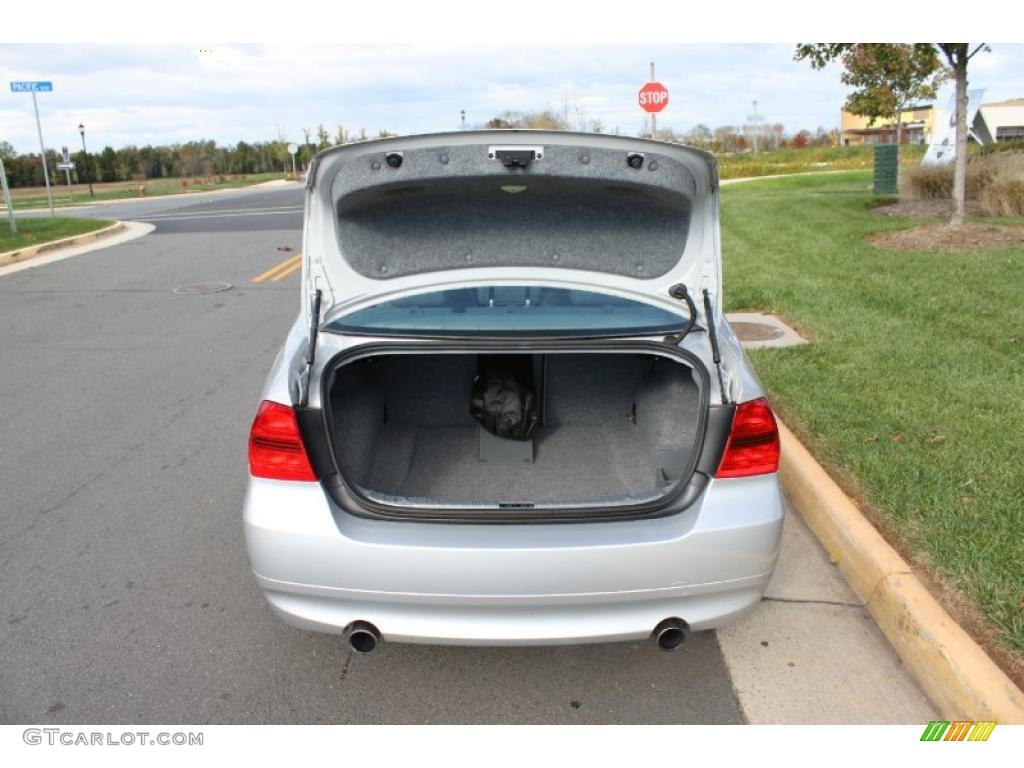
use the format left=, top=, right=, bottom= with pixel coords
left=326, top=286, right=686, bottom=336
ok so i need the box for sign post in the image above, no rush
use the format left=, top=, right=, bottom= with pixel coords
left=60, top=145, right=73, bottom=200
left=287, top=142, right=298, bottom=177
left=11, top=81, right=55, bottom=217
left=638, top=65, right=669, bottom=139
left=0, top=155, right=16, bottom=234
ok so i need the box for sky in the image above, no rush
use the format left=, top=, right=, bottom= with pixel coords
left=1, top=43, right=1022, bottom=154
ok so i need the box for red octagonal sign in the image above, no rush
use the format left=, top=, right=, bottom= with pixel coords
left=638, top=81, right=669, bottom=113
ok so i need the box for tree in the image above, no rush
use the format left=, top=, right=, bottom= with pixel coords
left=315, top=124, right=330, bottom=151
left=484, top=110, right=569, bottom=131
left=98, top=146, right=118, bottom=182
left=795, top=43, right=988, bottom=225
left=687, top=124, right=712, bottom=147
left=796, top=44, right=946, bottom=182
left=937, top=44, right=990, bottom=225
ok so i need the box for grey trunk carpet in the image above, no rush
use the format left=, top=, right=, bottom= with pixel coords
left=363, top=422, right=659, bottom=506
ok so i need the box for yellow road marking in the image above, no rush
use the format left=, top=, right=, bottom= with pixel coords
left=271, top=260, right=303, bottom=282
left=252, top=253, right=301, bottom=283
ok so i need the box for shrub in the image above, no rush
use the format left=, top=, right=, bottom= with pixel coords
left=976, top=139, right=1024, bottom=157
left=902, top=163, right=954, bottom=199
left=901, top=151, right=1024, bottom=214
left=980, top=153, right=1024, bottom=216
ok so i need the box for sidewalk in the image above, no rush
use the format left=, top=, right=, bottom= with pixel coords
left=13, top=178, right=302, bottom=214
left=719, top=498, right=938, bottom=723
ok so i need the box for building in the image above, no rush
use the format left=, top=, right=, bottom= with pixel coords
left=840, top=105, right=934, bottom=146
left=977, top=98, right=1024, bottom=142
left=841, top=98, right=1024, bottom=147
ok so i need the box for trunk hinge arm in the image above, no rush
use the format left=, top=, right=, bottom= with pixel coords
left=297, top=289, right=322, bottom=407
left=664, top=283, right=698, bottom=346
left=702, top=288, right=729, bottom=404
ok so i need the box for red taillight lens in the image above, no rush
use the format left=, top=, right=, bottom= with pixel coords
left=716, top=397, right=780, bottom=479
left=248, top=400, right=317, bottom=481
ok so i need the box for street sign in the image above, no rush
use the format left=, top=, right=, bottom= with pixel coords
left=61, top=145, right=70, bottom=163
left=11, top=80, right=55, bottom=216
left=287, top=142, right=298, bottom=155
left=638, top=82, right=669, bottom=114
left=57, top=162, right=75, bottom=171
left=10, top=81, right=53, bottom=92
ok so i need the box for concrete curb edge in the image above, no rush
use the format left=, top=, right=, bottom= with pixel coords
left=777, top=419, right=1024, bottom=722
left=0, top=221, right=125, bottom=267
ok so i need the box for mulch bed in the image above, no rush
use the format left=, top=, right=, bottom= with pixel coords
left=867, top=222, right=1024, bottom=252
left=872, top=199, right=987, bottom=218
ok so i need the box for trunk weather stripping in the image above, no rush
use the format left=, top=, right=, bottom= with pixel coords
left=297, top=289, right=321, bottom=407
left=703, top=288, right=729, bottom=404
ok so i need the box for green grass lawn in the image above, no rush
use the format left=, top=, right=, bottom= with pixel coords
left=10, top=172, right=289, bottom=210
left=0, top=216, right=114, bottom=254
left=718, top=144, right=926, bottom=180
left=721, top=171, right=1024, bottom=658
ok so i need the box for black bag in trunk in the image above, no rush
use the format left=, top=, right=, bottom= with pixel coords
left=470, top=357, right=539, bottom=441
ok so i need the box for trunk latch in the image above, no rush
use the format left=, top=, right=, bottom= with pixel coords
left=489, top=145, right=543, bottom=169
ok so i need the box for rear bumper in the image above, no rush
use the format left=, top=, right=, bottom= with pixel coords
left=243, top=474, right=784, bottom=646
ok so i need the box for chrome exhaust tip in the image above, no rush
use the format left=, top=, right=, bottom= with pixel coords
left=344, top=621, right=381, bottom=654
left=652, top=618, right=689, bottom=652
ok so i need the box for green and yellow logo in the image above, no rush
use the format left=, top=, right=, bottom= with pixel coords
left=920, top=721, right=996, bottom=741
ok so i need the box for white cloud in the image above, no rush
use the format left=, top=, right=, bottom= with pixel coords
left=1, top=43, right=1021, bottom=152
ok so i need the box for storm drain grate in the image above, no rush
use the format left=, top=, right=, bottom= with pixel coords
left=731, top=321, right=785, bottom=342
left=172, top=282, right=233, bottom=295
left=725, top=312, right=808, bottom=350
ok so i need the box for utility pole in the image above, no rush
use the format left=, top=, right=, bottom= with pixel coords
left=752, top=100, right=757, bottom=154
left=746, top=99, right=764, bottom=154
left=649, top=62, right=657, bottom=139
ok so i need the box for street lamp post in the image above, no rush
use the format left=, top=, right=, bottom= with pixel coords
left=78, top=123, right=94, bottom=197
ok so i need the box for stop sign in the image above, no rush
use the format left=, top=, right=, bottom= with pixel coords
left=638, top=81, right=669, bottom=113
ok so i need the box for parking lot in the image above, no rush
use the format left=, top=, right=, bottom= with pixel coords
left=0, top=184, right=936, bottom=723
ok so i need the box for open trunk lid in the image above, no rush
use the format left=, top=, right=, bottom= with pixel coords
left=302, top=130, right=722, bottom=323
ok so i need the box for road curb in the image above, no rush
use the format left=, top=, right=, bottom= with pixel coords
left=0, top=221, right=124, bottom=267
left=777, top=419, right=1024, bottom=723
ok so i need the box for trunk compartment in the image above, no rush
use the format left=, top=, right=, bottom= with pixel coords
left=324, top=347, right=708, bottom=514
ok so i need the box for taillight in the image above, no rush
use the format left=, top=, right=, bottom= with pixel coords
left=716, top=397, right=780, bottom=478
left=248, top=400, right=317, bottom=481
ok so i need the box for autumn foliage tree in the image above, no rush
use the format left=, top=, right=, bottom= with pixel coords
left=795, top=42, right=988, bottom=226
left=795, top=43, right=946, bottom=184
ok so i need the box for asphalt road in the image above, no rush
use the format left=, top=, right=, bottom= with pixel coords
left=0, top=185, right=744, bottom=724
